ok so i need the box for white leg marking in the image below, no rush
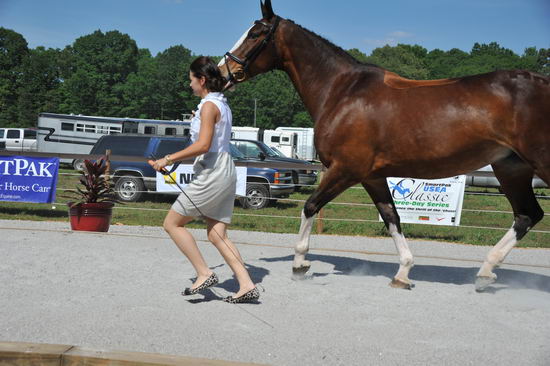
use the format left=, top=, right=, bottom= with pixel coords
left=293, top=210, right=315, bottom=269
left=477, top=226, right=517, bottom=278
left=389, top=223, right=414, bottom=282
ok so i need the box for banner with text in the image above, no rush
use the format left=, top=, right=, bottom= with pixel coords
left=0, top=156, right=59, bottom=203
left=381, top=175, right=466, bottom=226
left=156, top=165, right=247, bottom=196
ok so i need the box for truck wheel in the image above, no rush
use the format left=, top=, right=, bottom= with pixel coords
left=73, top=159, right=84, bottom=171
left=239, top=183, right=270, bottom=209
left=115, top=176, right=145, bottom=202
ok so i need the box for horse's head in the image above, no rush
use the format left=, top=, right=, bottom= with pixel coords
left=219, top=0, right=281, bottom=90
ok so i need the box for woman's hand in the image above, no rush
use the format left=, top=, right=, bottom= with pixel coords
left=148, top=158, right=169, bottom=172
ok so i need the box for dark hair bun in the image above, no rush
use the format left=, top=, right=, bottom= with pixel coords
left=190, top=56, right=225, bottom=92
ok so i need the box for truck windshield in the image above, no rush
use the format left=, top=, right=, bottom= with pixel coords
left=269, top=146, right=286, bottom=157
left=257, top=141, right=280, bottom=157
left=229, top=144, right=245, bottom=159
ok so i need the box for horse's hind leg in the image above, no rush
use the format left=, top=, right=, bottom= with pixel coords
left=293, top=164, right=356, bottom=277
left=363, top=178, right=414, bottom=289
left=476, top=154, right=544, bottom=291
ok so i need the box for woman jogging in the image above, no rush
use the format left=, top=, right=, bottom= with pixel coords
left=149, top=56, right=259, bottom=304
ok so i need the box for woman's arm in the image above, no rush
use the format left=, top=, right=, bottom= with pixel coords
left=149, top=101, right=220, bottom=171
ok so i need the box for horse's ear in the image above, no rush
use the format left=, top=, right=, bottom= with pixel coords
left=260, top=0, right=275, bottom=20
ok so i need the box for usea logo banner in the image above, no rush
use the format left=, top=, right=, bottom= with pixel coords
left=381, top=175, right=466, bottom=226
left=156, top=165, right=247, bottom=196
left=0, top=156, right=59, bottom=203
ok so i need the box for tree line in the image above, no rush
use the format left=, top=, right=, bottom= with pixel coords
left=1, top=27, right=548, bottom=129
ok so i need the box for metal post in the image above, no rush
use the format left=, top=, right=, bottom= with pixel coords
left=254, top=98, right=257, bottom=127
left=316, top=169, right=325, bottom=234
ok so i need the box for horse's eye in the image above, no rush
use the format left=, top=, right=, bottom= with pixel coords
left=249, top=32, right=261, bottom=40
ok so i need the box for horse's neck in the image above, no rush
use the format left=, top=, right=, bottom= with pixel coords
left=277, top=21, right=359, bottom=121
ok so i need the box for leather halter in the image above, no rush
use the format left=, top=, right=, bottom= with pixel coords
left=223, top=16, right=281, bottom=86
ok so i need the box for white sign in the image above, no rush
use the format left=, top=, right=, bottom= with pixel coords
left=380, top=175, right=466, bottom=226
left=156, top=165, right=247, bottom=196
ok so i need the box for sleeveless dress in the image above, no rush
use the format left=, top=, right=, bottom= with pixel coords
left=171, top=92, right=237, bottom=224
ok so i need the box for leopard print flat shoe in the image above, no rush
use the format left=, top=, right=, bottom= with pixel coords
left=182, top=273, right=219, bottom=296
left=223, top=287, right=260, bottom=303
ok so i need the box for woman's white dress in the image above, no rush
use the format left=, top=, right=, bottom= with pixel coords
left=171, top=92, right=236, bottom=224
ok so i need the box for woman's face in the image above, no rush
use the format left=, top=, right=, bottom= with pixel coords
left=189, top=71, right=207, bottom=96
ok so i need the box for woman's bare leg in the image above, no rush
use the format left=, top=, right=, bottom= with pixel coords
left=163, top=209, right=212, bottom=289
left=205, top=218, right=255, bottom=297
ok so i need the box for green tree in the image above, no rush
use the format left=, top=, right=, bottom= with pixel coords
left=425, top=48, right=469, bottom=78
left=0, top=27, right=29, bottom=127
left=227, top=70, right=309, bottom=128
left=347, top=48, right=370, bottom=64
left=154, top=45, right=195, bottom=120
left=364, top=44, right=429, bottom=79
left=16, top=47, right=63, bottom=126
left=535, top=48, right=549, bottom=76
left=455, top=42, right=522, bottom=76
left=118, top=49, right=160, bottom=118
left=59, top=30, right=139, bottom=116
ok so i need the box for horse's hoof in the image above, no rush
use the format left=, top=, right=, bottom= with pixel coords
left=390, top=278, right=413, bottom=290
left=475, top=275, right=496, bottom=292
left=292, top=265, right=311, bottom=280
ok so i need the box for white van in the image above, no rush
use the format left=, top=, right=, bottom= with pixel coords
left=0, top=128, right=38, bottom=152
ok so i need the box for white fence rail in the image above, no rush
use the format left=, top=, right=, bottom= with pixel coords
left=2, top=150, right=550, bottom=236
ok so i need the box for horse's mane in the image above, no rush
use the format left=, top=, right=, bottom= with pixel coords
left=286, top=18, right=380, bottom=70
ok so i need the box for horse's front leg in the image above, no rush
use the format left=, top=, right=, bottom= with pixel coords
left=363, top=179, right=414, bottom=289
left=293, top=165, right=355, bottom=278
left=293, top=210, right=315, bottom=276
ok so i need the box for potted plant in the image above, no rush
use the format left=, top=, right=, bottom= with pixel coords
left=65, top=156, right=118, bottom=232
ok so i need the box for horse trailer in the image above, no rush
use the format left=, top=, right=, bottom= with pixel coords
left=37, top=113, right=191, bottom=169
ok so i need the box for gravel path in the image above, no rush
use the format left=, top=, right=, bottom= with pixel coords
left=1, top=219, right=549, bottom=365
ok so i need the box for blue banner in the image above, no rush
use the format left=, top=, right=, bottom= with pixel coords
left=0, top=156, right=59, bottom=203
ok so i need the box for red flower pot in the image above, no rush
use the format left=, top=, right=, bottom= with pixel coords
left=68, top=202, right=114, bottom=232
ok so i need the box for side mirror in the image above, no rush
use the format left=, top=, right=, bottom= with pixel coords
left=258, top=152, right=266, bottom=161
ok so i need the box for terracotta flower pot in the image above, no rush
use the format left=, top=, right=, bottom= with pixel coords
left=68, top=202, right=114, bottom=232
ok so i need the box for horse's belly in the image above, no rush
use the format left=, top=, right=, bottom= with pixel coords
left=375, top=144, right=512, bottom=179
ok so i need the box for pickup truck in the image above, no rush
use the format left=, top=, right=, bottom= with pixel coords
left=90, top=134, right=295, bottom=209
left=0, top=128, right=38, bottom=152
left=231, top=138, right=318, bottom=190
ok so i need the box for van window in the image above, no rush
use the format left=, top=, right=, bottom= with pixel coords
left=61, top=123, right=74, bottom=131
left=76, top=124, right=96, bottom=133
left=92, top=136, right=151, bottom=156
left=156, top=139, right=190, bottom=157
left=97, top=126, right=110, bottom=134
left=271, top=136, right=280, bottom=143
left=24, top=130, right=36, bottom=139
left=7, top=130, right=20, bottom=139
left=144, top=126, right=156, bottom=134
left=0, top=129, right=4, bottom=139
left=165, top=128, right=176, bottom=136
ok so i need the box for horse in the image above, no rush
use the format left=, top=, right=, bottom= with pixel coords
left=219, top=0, right=550, bottom=292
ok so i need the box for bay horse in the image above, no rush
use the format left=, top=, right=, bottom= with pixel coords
left=219, top=0, right=550, bottom=292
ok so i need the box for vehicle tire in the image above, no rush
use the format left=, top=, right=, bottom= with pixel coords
left=239, top=183, right=270, bottom=209
left=73, top=159, right=84, bottom=171
left=114, top=176, right=145, bottom=202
